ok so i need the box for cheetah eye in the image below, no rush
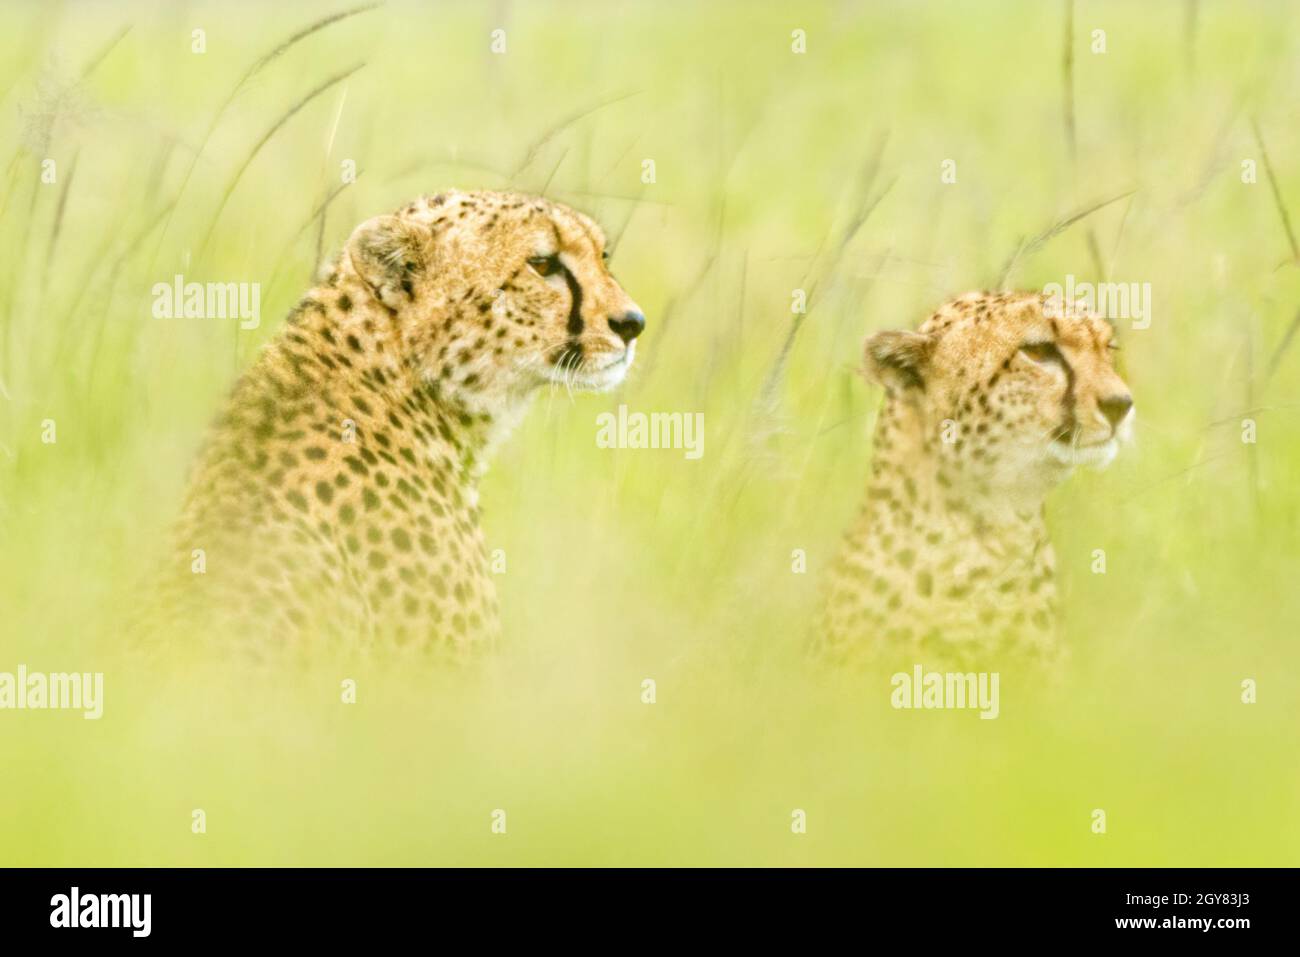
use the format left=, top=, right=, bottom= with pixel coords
left=1019, top=341, right=1062, bottom=364
left=601, top=249, right=610, bottom=262
left=527, top=254, right=560, bottom=278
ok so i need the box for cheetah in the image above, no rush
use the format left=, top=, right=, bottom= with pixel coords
left=816, top=291, right=1133, bottom=668
left=153, top=190, right=645, bottom=656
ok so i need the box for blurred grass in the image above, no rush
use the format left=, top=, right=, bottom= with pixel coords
left=1, top=0, right=1298, bottom=865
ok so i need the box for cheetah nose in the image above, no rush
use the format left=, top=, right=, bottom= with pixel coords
left=608, top=311, right=645, bottom=344
left=1099, top=394, right=1133, bottom=428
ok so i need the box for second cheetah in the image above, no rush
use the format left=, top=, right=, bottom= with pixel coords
left=157, top=190, right=645, bottom=655
left=817, top=291, right=1134, bottom=668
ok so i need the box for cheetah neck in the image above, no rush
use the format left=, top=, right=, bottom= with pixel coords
left=275, top=282, right=533, bottom=482
left=861, top=398, right=1050, bottom=560
left=822, top=397, right=1062, bottom=662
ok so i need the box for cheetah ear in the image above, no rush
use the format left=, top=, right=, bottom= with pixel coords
left=864, top=330, right=933, bottom=392
left=345, top=215, right=431, bottom=310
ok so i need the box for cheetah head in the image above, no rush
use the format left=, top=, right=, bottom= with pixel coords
left=864, top=291, right=1134, bottom=496
left=343, top=190, right=644, bottom=404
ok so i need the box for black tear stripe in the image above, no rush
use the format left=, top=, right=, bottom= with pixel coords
left=551, top=261, right=585, bottom=369
left=1044, top=317, right=1077, bottom=441
left=559, top=262, right=584, bottom=336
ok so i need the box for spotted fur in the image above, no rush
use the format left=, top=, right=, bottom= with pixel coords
left=152, top=190, right=644, bottom=657
left=816, top=291, right=1134, bottom=668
